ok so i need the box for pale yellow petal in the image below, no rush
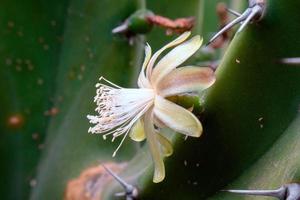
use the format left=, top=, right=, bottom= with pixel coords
left=154, top=96, right=202, bottom=137
left=156, top=132, right=173, bottom=157
left=144, top=109, right=165, bottom=183
left=129, top=120, right=146, bottom=142
left=145, top=32, right=191, bottom=79
left=157, top=66, right=216, bottom=97
left=151, top=36, right=203, bottom=86
left=137, top=44, right=152, bottom=88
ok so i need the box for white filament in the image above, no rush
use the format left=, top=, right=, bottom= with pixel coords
left=87, top=77, right=155, bottom=156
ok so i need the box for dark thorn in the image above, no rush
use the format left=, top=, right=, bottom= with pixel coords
left=280, top=57, right=300, bottom=65
left=237, top=5, right=261, bottom=33
left=102, top=165, right=131, bottom=190
left=286, top=184, right=300, bottom=200
left=207, top=9, right=251, bottom=46
left=112, top=23, right=129, bottom=34
left=102, top=165, right=138, bottom=200
left=248, top=0, right=257, bottom=8
left=208, top=0, right=266, bottom=46
left=223, top=183, right=300, bottom=200
left=223, top=187, right=286, bottom=199
left=226, top=8, right=242, bottom=17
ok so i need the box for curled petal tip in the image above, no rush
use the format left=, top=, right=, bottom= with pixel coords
left=181, top=31, right=191, bottom=38
left=191, top=35, right=203, bottom=48
left=194, top=128, right=203, bottom=138
left=153, top=172, right=165, bottom=183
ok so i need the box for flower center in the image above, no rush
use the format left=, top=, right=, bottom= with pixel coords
left=87, top=77, right=155, bottom=156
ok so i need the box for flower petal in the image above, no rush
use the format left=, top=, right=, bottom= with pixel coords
left=156, top=66, right=216, bottom=97
left=144, top=109, right=165, bottom=183
left=154, top=96, right=202, bottom=137
left=151, top=36, right=203, bottom=86
left=129, top=120, right=146, bottom=142
left=154, top=116, right=166, bottom=128
left=137, top=44, right=152, bottom=88
left=145, top=31, right=191, bottom=79
left=156, top=132, right=173, bottom=157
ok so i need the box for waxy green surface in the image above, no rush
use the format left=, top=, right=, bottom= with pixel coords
left=3, top=0, right=299, bottom=199
left=103, top=0, right=300, bottom=199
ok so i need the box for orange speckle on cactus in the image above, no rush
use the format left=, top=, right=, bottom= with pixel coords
left=7, top=113, right=24, bottom=129
left=44, top=107, right=59, bottom=116
left=64, top=162, right=127, bottom=200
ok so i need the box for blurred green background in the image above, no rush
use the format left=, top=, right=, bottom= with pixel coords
left=1, top=0, right=300, bottom=199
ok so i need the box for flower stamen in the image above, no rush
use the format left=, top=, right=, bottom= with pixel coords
left=87, top=77, right=155, bottom=156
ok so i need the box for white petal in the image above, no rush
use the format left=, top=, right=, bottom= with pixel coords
left=151, top=36, right=203, bottom=86
left=154, top=96, right=202, bottom=137
left=157, top=66, right=216, bottom=97
left=144, top=109, right=165, bottom=183
left=137, top=44, right=152, bottom=88
left=145, top=32, right=191, bottom=80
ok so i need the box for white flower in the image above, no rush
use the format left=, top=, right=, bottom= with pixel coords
left=87, top=32, right=216, bottom=183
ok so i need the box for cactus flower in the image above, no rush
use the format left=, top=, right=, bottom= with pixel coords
left=87, top=32, right=215, bottom=183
